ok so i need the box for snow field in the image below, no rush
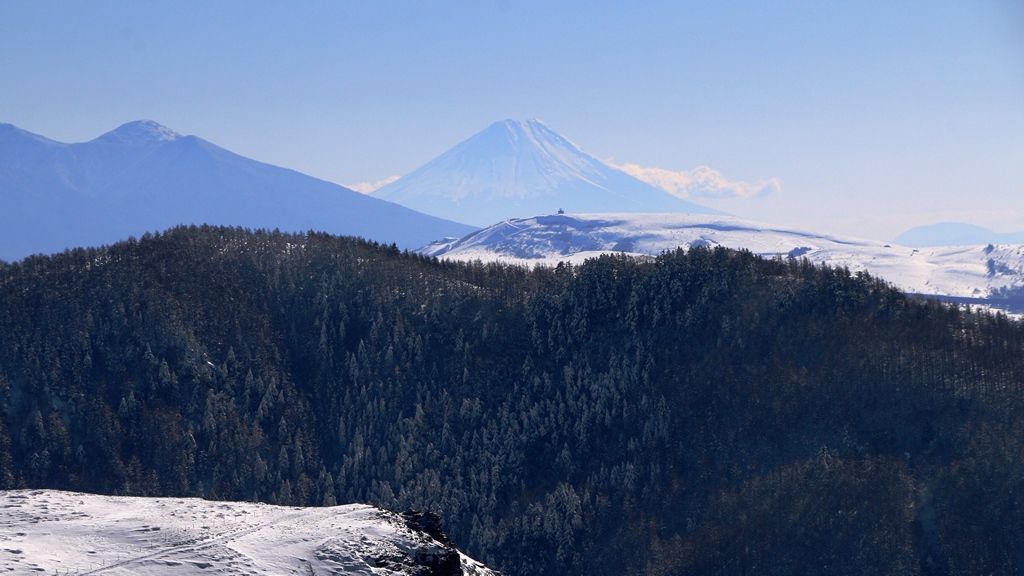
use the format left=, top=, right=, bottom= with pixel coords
left=0, top=490, right=495, bottom=575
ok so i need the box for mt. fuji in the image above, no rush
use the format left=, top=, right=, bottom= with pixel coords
left=0, top=121, right=476, bottom=261
left=371, top=119, right=722, bottom=226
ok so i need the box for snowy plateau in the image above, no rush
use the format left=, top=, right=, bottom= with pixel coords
left=0, top=489, right=497, bottom=576
left=420, top=213, right=1024, bottom=315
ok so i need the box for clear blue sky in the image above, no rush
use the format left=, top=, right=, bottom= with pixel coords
left=2, top=1, right=1022, bottom=241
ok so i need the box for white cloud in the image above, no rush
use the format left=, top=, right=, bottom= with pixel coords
left=612, top=163, right=780, bottom=200
left=346, top=175, right=400, bottom=194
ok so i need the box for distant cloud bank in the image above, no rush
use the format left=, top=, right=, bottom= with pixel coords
left=347, top=175, right=400, bottom=194
left=612, top=163, right=780, bottom=200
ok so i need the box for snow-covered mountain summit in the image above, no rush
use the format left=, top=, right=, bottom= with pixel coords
left=0, top=489, right=498, bottom=576
left=421, top=213, right=1024, bottom=314
left=372, top=119, right=721, bottom=226
left=92, top=119, right=183, bottom=145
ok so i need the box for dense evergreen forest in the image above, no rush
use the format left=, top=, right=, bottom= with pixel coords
left=1, top=225, right=1023, bottom=575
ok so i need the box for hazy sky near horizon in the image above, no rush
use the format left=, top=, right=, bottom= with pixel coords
left=2, top=1, right=1022, bottom=241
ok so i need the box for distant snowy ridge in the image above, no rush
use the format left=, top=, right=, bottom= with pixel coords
left=421, top=213, right=1024, bottom=313
left=0, top=489, right=497, bottom=576
left=372, top=119, right=721, bottom=227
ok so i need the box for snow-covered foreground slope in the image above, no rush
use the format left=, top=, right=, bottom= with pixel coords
left=421, top=213, right=1024, bottom=312
left=0, top=490, right=497, bottom=576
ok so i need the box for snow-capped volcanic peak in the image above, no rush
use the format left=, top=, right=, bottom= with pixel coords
left=372, top=119, right=720, bottom=227
left=435, top=119, right=607, bottom=199
left=93, top=119, right=182, bottom=146
left=0, top=490, right=498, bottom=576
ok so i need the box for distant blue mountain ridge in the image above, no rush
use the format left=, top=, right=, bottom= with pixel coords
left=0, top=120, right=477, bottom=262
left=894, top=222, right=1024, bottom=247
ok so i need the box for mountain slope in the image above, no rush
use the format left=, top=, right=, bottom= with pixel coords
left=421, top=213, right=1024, bottom=313
left=894, top=222, right=1024, bottom=247
left=0, top=490, right=497, bottom=576
left=2, top=227, right=1024, bottom=575
left=371, top=119, right=721, bottom=226
left=0, top=121, right=476, bottom=261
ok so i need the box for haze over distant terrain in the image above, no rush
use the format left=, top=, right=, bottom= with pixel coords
left=0, top=121, right=475, bottom=261
left=3, top=3, right=1020, bottom=241
left=894, top=222, right=1024, bottom=247
left=372, top=119, right=721, bottom=227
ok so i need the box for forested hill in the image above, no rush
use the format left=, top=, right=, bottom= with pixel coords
left=1, top=225, right=1023, bottom=575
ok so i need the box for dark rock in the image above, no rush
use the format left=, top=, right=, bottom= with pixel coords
left=411, top=548, right=462, bottom=576
left=401, top=510, right=451, bottom=546
left=400, top=510, right=463, bottom=575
